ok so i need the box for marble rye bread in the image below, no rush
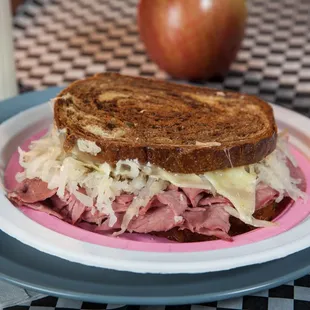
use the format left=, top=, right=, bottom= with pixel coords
left=54, top=73, right=277, bottom=174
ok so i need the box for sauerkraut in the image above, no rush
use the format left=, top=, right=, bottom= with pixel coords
left=15, top=127, right=307, bottom=232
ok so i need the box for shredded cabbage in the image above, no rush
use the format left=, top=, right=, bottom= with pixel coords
left=116, top=177, right=169, bottom=235
left=254, top=140, right=307, bottom=203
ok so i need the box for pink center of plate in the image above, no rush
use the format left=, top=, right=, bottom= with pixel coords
left=4, top=130, right=310, bottom=252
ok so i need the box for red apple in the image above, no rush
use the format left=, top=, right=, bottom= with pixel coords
left=138, top=0, right=247, bottom=80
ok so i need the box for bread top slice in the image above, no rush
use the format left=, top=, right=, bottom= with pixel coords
left=54, top=73, right=277, bottom=174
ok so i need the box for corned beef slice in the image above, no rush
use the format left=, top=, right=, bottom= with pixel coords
left=17, top=201, right=63, bottom=220
left=8, top=178, right=56, bottom=203
left=182, top=205, right=232, bottom=241
left=255, top=183, right=278, bottom=210
left=56, top=192, right=86, bottom=224
left=8, top=178, right=283, bottom=240
left=181, top=188, right=206, bottom=207
left=128, top=191, right=188, bottom=233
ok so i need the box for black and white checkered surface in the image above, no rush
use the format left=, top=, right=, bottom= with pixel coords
left=13, top=0, right=310, bottom=116
left=8, top=0, right=310, bottom=308
left=4, top=275, right=310, bottom=310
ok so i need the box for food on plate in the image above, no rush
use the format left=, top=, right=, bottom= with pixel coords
left=7, top=73, right=307, bottom=242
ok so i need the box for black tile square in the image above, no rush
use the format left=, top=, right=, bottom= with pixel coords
left=56, top=308, right=83, bottom=310
left=229, top=69, right=245, bottom=77
left=133, top=49, right=146, bottom=55
left=114, top=54, right=128, bottom=60
left=294, top=106, right=310, bottom=116
left=269, top=284, right=294, bottom=299
left=274, top=36, right=288, bottom=43
left=262, top=15, right=277, bottom=23
left=278, top=21, right=292, bottom=29
left=243, top=296, right=268, bottom=310
left=286, top=54, right=300, bottom=61
left=198, top=301, right=218, bottom=307
left=278, top=103, right=293, bottom=110
left=101, top=46, right=115, bottom=52
left=31, top=296, right=58, bottom=307
left=5, top=307, right=29, bottom=310
left=289, top=41, right=305, bottom=49
left=252, top=51, right=268, bottom=59
left=283, top=67, right=300, bottom=74
left=81, top=301, right=107, bottom=309
left=140, top=71, right=155, bottom=77
left=126, top=62, right=141, bottom=68
left=72, top=63, right=88, bottom=69
left=275, top=97, right=293, bottom=105
left=126, top=306, right=141, bottom=310
left=105, top=68, right=120, bottom=73
left=208, top=75, right=225, bottom=83
left=225, top=85, right=241, bottom=91
left=256, top=38, right=272, bottom=47
left=294, top=300, right=310, bottom=310
left=295, top=275, right=310, bottom=287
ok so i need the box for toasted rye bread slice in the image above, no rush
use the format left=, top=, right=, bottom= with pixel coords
left=54, top=73, right=277, bottom=174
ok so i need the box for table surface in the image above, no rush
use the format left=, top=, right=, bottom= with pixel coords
left=6, top=0, right=310, bottom=309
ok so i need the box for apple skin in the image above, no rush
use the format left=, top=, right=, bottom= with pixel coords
left=138, top=0, right=247, bottom=80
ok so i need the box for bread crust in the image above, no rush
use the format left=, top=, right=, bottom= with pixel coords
left=54, top=73, right=277, bottom=173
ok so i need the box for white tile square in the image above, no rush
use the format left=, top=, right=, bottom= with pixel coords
left=217, top=297, right=243, bottom=309
left=294, top=286, right=310, bottom=302
left=190, top=306, right=216, bottom=310
left=65, top=69, right=86, bottom=80
left=120, top=67, right=140, bottom=76
left=86, top=64, right=106, bottom=74
left=268, top=297, right=294, bottom=310
left=56, top=297, right=83, bottom=309
left=29, top=307, right=55, bottom=310
left=297, top=82, right=310, bottom=93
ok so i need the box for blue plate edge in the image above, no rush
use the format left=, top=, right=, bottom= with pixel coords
left=1, top=261, right=310, bottom=305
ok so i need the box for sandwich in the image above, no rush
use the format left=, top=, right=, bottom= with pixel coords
left=7, top=73, right=307, bottom=242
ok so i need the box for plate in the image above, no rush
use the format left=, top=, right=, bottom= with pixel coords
left=1, top=229, right=310, bottom=305
left=1, top=89, right=310, bottom=274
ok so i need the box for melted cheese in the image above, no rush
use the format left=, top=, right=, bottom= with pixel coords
left=204, top=167, right=257, bottom=225
left=152, top=168, right=213, bottom=191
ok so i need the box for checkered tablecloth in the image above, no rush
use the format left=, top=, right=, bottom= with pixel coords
left=14, top=0, right=310, bottom=115
left=4, top=275, right=310, bottom=310
left=6, top=0, right=310, bottom=309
